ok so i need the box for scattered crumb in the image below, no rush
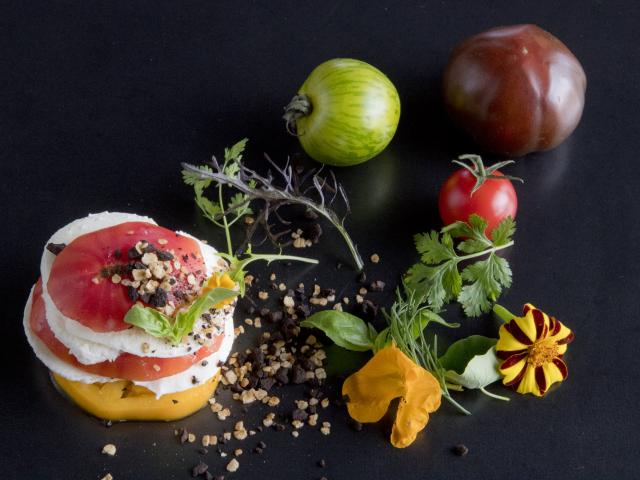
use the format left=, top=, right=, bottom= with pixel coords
left=291, top=430, right=299, bottom=438
left=226, top=458, right=240, bottom=472
left=101, top=444, right=116, bottom=456
left=370, top=253, right=380, bottom=263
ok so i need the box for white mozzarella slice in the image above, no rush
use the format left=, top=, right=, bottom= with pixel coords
left=24, top=285, right=234, bottom=397
left=39, top=212, right=230, bottom=362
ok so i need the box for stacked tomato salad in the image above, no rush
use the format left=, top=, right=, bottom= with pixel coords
left=23, top=212, right=238, bottom=421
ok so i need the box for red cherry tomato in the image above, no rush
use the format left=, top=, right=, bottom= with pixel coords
left=443, top=24, right=587, bottom=156
left=438, top=156, right=519, bottom=235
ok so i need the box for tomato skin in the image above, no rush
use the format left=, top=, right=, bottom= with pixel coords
left=438, top=169, right=517, bottom=235
left=288, top=58, right=401, bottom=166
left=443, top=24, right=586, bottom=156
left=47, top=222, right=206, bottom=332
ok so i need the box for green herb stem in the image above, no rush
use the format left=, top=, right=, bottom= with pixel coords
left=492, top=304, right=515, bottom=323
left=479, top=387, right=510, bottom=402
left=218, top=181, right=233, bottom=256
left=456, top=240, right=514, bottom=263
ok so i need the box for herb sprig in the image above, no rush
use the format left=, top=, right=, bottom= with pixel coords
left=405, top=215, right=515, bottom=316
left=124, top=287, right=238, bottom=344
left=182, top=139, right=364, bottom=271
left=182, top=139, right=321, bottom=293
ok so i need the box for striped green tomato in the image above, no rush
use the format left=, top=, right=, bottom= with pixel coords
left=283, top=58, right=401, bottom=167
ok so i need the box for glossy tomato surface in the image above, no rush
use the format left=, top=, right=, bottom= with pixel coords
left=292, top=58, right=401, bottom=166
left=438, top=169, right=517, bottom=235
left=443, top=24, right=587, bottom=156
left=30, top=280, right=222, bottom=381
left=47, top=222, right=207, bottom=332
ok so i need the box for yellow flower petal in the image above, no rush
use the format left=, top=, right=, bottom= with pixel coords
left=541, top=361, right=565, bottom=387
left=516, top=365, right=541, bottom=396
left=513, top=311, right=538, bottom=343
left=342, top=346, right=441, bottom=448
left=496, top=324, right=529, bottom=351
left=500, top=357, right=526, bottom=384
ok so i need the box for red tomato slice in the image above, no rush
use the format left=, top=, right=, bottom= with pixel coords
left=47, top=222, right=207, bottom=332
left=30, top=280, right=222, bottom=382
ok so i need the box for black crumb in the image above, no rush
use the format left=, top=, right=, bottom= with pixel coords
left=452, top=444, right=469, bottom=457
left=46, top=242, right=66, bottom=255
left=191, top=461, right=208, bottom=477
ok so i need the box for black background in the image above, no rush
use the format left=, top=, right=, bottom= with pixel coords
left=2, top=1, right=639, bottom=479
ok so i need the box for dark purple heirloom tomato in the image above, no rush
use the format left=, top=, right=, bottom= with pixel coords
left=443, top=24, right=587, bottom=156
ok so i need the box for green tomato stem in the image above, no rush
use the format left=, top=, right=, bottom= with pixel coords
left=283, top=94, right=312, bottom=136
left=492, top=304, right=515, bottom=323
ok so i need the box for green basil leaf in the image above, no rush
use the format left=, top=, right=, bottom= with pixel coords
left=124, top=305, right=172, bottom=338
left=172, top=287, right=238, bottom=341
left=300, top=310, right=374, bottom=352
left=439, top=335, right=500, bottom=389
left=373, top=326, right=391, bottom=352
left=324, top=344, right=371, bottom=377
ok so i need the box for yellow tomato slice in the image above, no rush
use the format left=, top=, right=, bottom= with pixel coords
left=52, top=372, right=220, bottom=421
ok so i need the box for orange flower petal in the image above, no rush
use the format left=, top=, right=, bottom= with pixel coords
left=342, top=346, right=441, bottom=448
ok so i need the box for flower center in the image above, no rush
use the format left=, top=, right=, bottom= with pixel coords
left=527, top=339, right=559, bottom=367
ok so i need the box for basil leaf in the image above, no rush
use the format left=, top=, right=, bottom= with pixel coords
left=124, top=305, right=172, bottom=338
left=439, top=335, right=500, bottom=389
left=300, top=310, right=375, bottom=352
left=373, top=326, right=392, bottom=352
left=324, top=344, right=371, bottom=377
left=172, top=287, right=238, bottom=341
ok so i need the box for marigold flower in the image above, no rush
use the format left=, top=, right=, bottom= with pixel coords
left=342, top=345, right=441, bottom=448
left=496, top=303, right=574, bottom=397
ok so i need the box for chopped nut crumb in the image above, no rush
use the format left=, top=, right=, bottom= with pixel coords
left=244, top=318, right=254, bottom=326
left=355, top=294, right=364, bottom=304
left=283, top=296, right=295, bottom=308
left=187, top=433, right=196, bottom=443
left=141, top=342, right=150, bottom=354
left=359, top=287, right=368, bottom=295
left=370, top=253, right=380, bottom=263
left=152, top=364, right=161, bottom=372
left=234, top=448, right=243, bottom=456
left=278, top=282, right=287, bottom=291
left=258, top=291, right=269, bottom=300
left=291, top=430, right=300, bottom=438
left=101, top=444, right=116, bottom=456
left=100, top=474, right=113, bottom=480
left=321, top=398, right=330, bottom=409
left=333, top=303, right=343, bottom=311
left=308, top=413, right=318, bottom=427
left=269, top=273, right=276, bottom=281
left=202, top=435, right=210, bottom=447
left=226, top=458, right=240, bottom=473
left=111, top=274, right=121, bottom=284
left=157, top=238, right=168, bottom=245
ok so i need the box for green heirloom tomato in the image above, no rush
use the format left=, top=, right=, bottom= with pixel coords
left=283, top=58, right=401, bottom=167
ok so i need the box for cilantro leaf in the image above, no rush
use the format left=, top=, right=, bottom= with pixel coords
left=458, top=253, right=512, bottom=316
left=406, top=215, right=516, bottom=317
left=414, top=231, right=456, bottom=264
left=491, top=216, right=516, bottom=246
